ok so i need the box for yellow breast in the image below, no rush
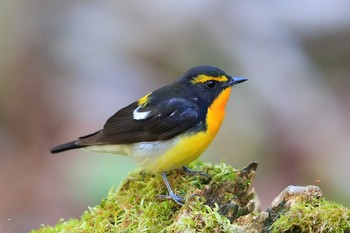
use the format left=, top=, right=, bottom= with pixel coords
left=145, top=87, right=233, bottom=173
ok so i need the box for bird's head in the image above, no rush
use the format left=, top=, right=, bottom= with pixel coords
left=179, top=65, right=247, bottom=107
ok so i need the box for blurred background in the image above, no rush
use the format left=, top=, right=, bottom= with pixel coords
left=1, top=0, right=350, bottom=231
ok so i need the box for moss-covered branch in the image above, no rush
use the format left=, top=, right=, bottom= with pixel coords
left=32, top=161, right=350, bottom=232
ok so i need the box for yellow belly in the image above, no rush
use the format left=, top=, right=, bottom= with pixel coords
left=144, top=131, right=210, bottom=172
left=145, top=87, right=232, bottom=173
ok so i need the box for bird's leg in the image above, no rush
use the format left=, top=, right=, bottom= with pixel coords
left=181, top=166, right=211, bottom=182
left=158, top=172, right=185, bottom=206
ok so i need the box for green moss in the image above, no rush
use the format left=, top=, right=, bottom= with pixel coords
left=32, top=161, right=256, bottom=233
left=271, top=198, right=350, bottom=233
left=166, top=201, right=237, bottom=232
left=32, top=161, right=350, bottom=232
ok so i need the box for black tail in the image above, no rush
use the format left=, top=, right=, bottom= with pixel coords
left=50, top=141, right=85, bottom=154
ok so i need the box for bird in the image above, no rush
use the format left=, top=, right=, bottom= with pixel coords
left=50, top=65, right=247, bottom=205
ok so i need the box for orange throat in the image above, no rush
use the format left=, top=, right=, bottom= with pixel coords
left=206, top=87, right=232, bottom=136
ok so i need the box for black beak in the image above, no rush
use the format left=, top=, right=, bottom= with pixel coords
left=224, top=77, right=247, bottom=87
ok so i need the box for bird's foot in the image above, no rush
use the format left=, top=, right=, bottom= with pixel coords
left=181, top=166, right=211, bottom=183
left=160, top=172, right=186, bottom=206
left=158, top=193, right=185, bottom=206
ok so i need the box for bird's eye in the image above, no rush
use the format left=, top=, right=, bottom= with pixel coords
left=205, top=80, right=216, bottom=89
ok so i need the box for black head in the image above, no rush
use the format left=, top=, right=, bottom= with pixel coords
left=178, top=65, right=247, bottom=106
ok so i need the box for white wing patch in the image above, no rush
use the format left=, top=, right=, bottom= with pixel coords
left=133, top=106, right=151, bottom=120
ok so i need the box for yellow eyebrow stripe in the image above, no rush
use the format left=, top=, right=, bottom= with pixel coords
left=138, top=92, right=152, bottom=106
left=191, top=75, right=228, bottom=84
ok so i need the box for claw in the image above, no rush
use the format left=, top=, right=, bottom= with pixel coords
left=158, top=194, right=185, bottom=206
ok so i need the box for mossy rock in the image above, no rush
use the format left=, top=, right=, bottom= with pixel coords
left=32, top=161, right=350, bottom=232
left=270, top=199, right=350, bottom=233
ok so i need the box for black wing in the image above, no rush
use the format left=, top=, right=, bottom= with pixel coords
left=76, top=98, right=199, bottom=145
